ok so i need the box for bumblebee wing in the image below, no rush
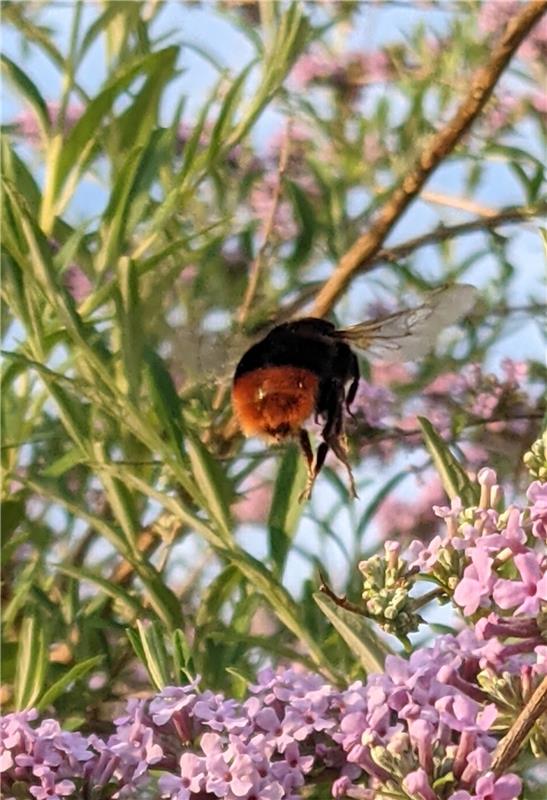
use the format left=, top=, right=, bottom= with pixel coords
left=168, top=327, right=248, bottom=390
left=334, top=284, right=478, bottom=362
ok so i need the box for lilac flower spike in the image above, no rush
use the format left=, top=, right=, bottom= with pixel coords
left=493, top=552, right=547, bottom=615
left=2, top=470, right=544, bottom=798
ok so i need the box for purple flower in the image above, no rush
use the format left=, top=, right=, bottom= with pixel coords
left=353, top=379, right=394, bottom=427
left=436, top=694, right=497, bottom=737
left=290, top=49, right=333, bottom=88
left=527, top=481, right=547, bottom=540
left=63, top=266, right=92, bottom=303
left=454, top=549, right=494, bottom=616
left=531, top=90, right=547, bottom=114
left=534, top=645, right=547, bottom=675
left=232, top=476, right=272, bottom=524
left=402, top=768, right=437, bottom=800
left=150, top=683, right=199, bottom=726
left=29, top=775, right=76, bottom=800
left=407, top=719, right=434, bottom=773
left=450, top=771, right=522, bottom=800
left=493, top=552, right=547, bottom=615
left=271, top=740, right=314, bottom=786
left=252, top=707, right=294, bottom=752
left=192, top=694, right=249, bottom=733
left=478, top=0, right=547, bottom=61
left=12, top=101, right=83, bottom=144
left=501, top=358, right=528, bottom=386
left=158, top=771, right=194, bottom=800
left=250, top=173, right=297, bottom=241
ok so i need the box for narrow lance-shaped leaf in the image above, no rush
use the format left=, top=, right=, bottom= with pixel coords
left=196, top=565, right=241, bottom=627
left=14, top=610, right=48, bottom=710
left=1, top=54, right=51, bottom=143
left=172, top=629, right=194, bottom=683
left=226, top=548, right=338, bottom=683
left=52, top=47, right=179, bottom=201
left=36, top=656, right=104, bottom=712
left=314, top=593, right=390, bottom=675
left=418, top=417, right=479, bottom=506
left=57, top=565, right=143, bottom=621
left=186, top=434, right=234, bottom=545
left=116, top=258, right=142, bottom=401
left=267, top=445, right=307, bottom=575
left=128, top=620, right=172, bottom=691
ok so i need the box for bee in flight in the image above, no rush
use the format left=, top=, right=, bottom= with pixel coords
left=231, top=284, right=478, bottom=501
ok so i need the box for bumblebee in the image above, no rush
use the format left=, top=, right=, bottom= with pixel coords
left=231, top=284, right=477, bottom=500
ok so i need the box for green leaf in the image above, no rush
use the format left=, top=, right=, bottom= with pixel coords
left=116, top=258, right=142, bottom=400
left=314, top=593, right=389, bottom=675
left=97, top=127, right=172, bottom=273
left=42, top=447, right=85, bottom=478
left=1, top=497, right=25, bottom=539
left=79, top=1, right=140, bottom=61
left=1, top=55, right=49, bottom=141
left=2, top=181, right=113, bottom=393
left=133, top=561, right=183, bottom=632
left=227, top=548, right=337, bottom=682
left=196, top=565, right=241, bottom=627
left=267, top=445, right=306, bottom=574
left=36, top=655, right=103, bottom=711
left=226, top=4, right=308, bottom=149
left=129, top=620, right=171, bottom=690
left=144, top=348, right=185, bottom=457
left=14, top=610, right=48, bottom=710
left=3, top=4, right=65, bottom=68
left=209, top=630, right=318, bottom=672
left=53, top=47, right=179, bottom=202
left=287, top=179, right=316, bottom=265
left=207, top=60, right=257, bottom=164
left=418, top=417, right=479, bottom=506
left=186, top=434, right=234, bottom=543
left=172, top=628, right=194, bottom=681
left=57, top=564, right=143, bottom=619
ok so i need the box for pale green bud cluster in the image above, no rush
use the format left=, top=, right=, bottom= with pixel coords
left=523, top=430, right=547, bottom=480
left=359, top=543, right=421, bottom=642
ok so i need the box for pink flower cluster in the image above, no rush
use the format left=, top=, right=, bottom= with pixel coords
left=478, top=0, right=547, bottom=61
left=12, top=102, right=83, bottom=143
left=0, top=655, right=527, bottom=800
left=291, top=47, right=393, bottom=91
left=375, top=476, right=446, bottom=544
left=2, top=471, right=544, bottom=799
left=0, top=703, right=164, bottom=800
left=407, top=469, right=546, bottom=670
left=417, top=359, right=532, bottom=438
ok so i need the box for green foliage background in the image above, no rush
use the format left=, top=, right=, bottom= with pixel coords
left=1, top=0, right=545, bottom=725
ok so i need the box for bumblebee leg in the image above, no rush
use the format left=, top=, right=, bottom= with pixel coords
left=299, top=440, right=328, bottom=502
left=298, top=428, right=314, bottom=468
left=324, top=381, right=359, bottom=500
left=328, top=433, right=358, bottom=499
left=345, top=352, right=360, bottom=416
left=298, top=429, right=316, bottom=502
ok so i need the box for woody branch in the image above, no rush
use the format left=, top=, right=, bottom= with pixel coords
left=311, top=0, right=547, bottom=318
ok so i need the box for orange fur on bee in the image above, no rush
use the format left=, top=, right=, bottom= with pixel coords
left=232, top=366, right=319, bottom=440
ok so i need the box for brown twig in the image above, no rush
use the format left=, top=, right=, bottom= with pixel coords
left=282, top=203, right=545, bottom=320
left=311, top=1, right=547, bottom=318
left=420, top=190, right=499, bottom=218
left=491, top=675, right=547, bottom=776
left=360, top=410, right=544, bottom=448
left=319, top=571, right=366, bottom=616
left=237, top=123, right=291, bottom=325
left=373, top=203, right=546, bottom=266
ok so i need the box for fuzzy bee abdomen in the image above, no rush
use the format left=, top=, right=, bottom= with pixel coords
left=232, top=366, right=319, bottom=441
